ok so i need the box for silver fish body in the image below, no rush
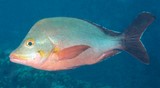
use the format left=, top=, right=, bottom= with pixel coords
left=10, top=12, right=155, bottom=71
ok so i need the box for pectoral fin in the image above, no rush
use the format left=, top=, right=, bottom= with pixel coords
left=57, top=45, right=90, bottom=60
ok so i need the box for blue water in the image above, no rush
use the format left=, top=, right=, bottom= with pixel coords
left=0, top=0, right=160, bottom=88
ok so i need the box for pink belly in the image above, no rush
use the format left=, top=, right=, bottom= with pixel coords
left=40, top=48, right=102, bottom=71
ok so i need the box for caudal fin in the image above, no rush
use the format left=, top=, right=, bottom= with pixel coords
left=122, top=12, right=155, bottom=64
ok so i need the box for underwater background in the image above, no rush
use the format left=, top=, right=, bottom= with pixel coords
left=0, top=0, right=159, bottom=88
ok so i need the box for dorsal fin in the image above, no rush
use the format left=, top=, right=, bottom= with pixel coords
left=84, top=20, right=121, bottom=36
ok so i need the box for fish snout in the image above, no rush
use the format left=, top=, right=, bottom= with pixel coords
left=9, top=53, right=27, bottom=63
left=10, top=53, right=17, bottom=59
left=9, top=53, right=19, bottom=62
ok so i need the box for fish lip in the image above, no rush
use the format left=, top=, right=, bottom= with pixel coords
left=9, top=53, right=27, bottom=64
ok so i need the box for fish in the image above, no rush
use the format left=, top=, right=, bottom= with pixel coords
left=9, top=12, right=155, bottom=71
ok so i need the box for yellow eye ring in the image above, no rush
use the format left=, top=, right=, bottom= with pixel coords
left=25, top=38, right=35, bottom=47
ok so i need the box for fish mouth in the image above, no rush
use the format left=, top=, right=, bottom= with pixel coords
left=9, top=53, right=27, bottom=64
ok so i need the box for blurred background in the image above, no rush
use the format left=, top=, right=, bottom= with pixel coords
left=0, top=0, right=159, bottom=88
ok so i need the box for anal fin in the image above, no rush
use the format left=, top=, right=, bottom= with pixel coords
left=95, top=49, right=120, bottom=63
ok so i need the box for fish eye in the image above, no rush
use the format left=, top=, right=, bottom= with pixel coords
left=25, top=38, right=35, bottom=47
left=27, top=42, right=33, bottom=46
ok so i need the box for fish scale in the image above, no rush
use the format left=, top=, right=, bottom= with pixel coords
left=10, top=12, right=155, bottom=71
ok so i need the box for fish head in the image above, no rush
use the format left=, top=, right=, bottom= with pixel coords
left=9, top=24, right=54, bottom=68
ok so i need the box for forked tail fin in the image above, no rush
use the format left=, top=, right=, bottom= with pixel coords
left=122, top=12, right=155, bottom=64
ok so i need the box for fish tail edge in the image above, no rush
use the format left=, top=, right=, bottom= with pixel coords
left=121, top=11, right=155, bottom=64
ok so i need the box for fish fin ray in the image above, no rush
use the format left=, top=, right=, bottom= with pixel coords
left=84, top=20, right=121, bottom=36
left=95, top=49, right=120, bottom=64
left=57, top=45, right=90, bottom=60
left=122, top=12, right=155, bottom=64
